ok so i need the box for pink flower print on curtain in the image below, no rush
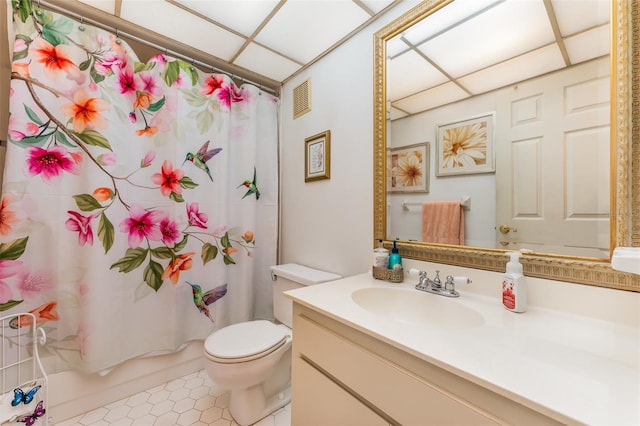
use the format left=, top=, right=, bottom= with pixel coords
left=2, top=0, right=279, bottom=374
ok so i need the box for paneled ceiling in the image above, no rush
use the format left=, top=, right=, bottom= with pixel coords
left=387, top=0, right=611, bottom=120
left=55, top=0, right=400, bottom=90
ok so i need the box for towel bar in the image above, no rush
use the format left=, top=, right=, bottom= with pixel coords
left=401, top=196, right=470, bottom=211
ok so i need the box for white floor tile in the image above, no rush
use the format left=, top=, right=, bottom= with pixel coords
left=54, top=369, right=291, bottom=426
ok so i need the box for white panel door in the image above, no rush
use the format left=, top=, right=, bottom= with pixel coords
left=495, top=57, right=610, bottom=257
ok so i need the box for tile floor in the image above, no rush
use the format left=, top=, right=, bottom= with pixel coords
left=55, top=369, right=291, bottom=426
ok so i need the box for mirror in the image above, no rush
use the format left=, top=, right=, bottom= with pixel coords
left=373, top=0, right=640, bottom=291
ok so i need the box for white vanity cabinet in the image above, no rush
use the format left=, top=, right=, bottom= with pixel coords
left=291, top=302, right=563, bottom=426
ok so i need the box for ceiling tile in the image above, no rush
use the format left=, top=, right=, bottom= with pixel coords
left=171, top=0, right=280, bottom=37
left=393, top=81, right=469, bottom=114
left=120, top=0, right=246, bottom=61
left=234, top=42, right=302, bottom=83
left=403, top=0, right=500, bottom=45
left=255, top=0, right=371, bottom=63
left=564, top=24, right=610, bottom=65
left=419, top=0, right=555, bottom=78
left=389, top=105, right=408, bottom=121
left=458, top=44, right=565, bottom=95
left=387, top=50, right=447, bottom=101
left=552, top=0, right=610, bottom=37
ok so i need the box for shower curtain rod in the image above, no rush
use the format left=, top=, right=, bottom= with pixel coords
left=36, top=0, right=280, bottom=96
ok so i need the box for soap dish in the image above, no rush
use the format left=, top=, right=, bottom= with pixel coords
left=372, top=266, right=404, bottom=283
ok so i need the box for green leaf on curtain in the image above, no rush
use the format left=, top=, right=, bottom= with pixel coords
left=163, top=61, right=181, bottom=86
left=15, top=0, right=32, bottom=23
left=111, top=248, right=149, bottom=273
left=201, top=243, right=218, bottom=265
left=42, top=17, right=74, bottom=46
left=134, top=61, right=156, bottom=73
left=144, top=260, right=164, bottom=291
left=196, top=109, right=214, bottom=134
left=72, top=129, right=112, bottom=150
left=73, top=194, right=102, bottom=211
left=12, top=47, right=29, bottom=61
left=179, top=176, right=198, bottom=190
left=170, top=192, right=185, bottom=203
left=79, top=58, right=92, bottom=71
left=174, top=235, right=189, bottom=252
left=13, top=34, right=33, bottom=61
left=182, top=89, right=208, bottom=107
left=151, top=246, right=174, bottom=260
left=24, top=105, right=44, bottom=126
left=221, top=233, right=231, bottom=248
left=178, top=61, right=199, bottom=86
left=90, top=66, right=105, bottom=84
left=55, top=130, right=75, bottom=147
left=0, top=237, right=28, bottom=260
left=0, top=300, right=23, bottom=312
left=148, top=96, right=166, bottom=112
left=10, top=133, right=50, bottom=148
left=223, top=254, right=236, bottom=265
left=98, top=213, right=115, bottom=253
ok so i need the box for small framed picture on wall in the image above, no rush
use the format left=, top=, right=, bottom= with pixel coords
left=305, top=130, right=331, bottom=182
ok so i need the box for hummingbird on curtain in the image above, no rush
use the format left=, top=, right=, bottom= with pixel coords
left=237, top=166, right=260, bottom=200
left=183, top=140, right=222, bottom=182
left=186, top=282, right=228, bottom=322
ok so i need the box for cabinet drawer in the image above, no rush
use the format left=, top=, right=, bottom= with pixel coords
left=292, top=356, right=390, bottom=426
left=294, top=313, right=500, bottom=426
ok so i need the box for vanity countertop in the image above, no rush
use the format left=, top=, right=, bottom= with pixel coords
left=285, top=272, right=640, bottom=426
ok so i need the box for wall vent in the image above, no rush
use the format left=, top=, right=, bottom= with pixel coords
left=293, top=79, right=311, bottom=119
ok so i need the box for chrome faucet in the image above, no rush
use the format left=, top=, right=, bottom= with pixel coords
left=411, top=269, right=471, bottom=298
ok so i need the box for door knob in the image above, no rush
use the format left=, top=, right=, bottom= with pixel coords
left=498, top=225, right=517, bottom=234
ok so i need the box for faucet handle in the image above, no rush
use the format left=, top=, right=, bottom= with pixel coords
left=453, top=276, right=472, bottom=286
left=444, top=275, right=472, bottom=293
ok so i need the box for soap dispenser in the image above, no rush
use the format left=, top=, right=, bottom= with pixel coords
left=502, top=252, right=527, bottom=313
left=388, top=239, right=403, bottom=270
left=372, top=239, right=389, bottom=268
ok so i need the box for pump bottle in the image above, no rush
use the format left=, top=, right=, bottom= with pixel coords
left=502, top=252, right=527, bottom=312
left=388, top=239, right=402, bottom=270
left=372, top=239, right=389, bottom=268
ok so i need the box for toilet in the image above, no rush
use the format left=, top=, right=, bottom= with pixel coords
left=203, top=263, right=341, bottom=426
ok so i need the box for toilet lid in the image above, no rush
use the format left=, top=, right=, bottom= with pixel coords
left=204, top=320, right=288, bottom=360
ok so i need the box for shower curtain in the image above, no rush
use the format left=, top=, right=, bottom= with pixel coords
left=0, top=0, right=279, bottom=374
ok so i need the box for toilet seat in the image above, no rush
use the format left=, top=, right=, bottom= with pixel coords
left=204, top=320, right=289, bottom=363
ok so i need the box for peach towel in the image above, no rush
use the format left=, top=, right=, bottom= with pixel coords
left=421, top=201, right=465, bottom=245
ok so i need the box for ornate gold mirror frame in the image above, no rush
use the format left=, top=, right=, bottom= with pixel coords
left=373, top=0, right=640, bottom=292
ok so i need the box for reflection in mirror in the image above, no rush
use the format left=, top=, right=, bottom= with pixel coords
left=373, top=0, right=640, bottom=291
left=386, top=0, right=609, bottom=258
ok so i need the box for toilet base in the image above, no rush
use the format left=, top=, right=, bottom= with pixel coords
left=229, top=385, right=291, bottom=426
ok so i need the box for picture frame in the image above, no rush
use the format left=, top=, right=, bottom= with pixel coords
left=305, top=130, right=331, bottom=182
left=386, top=142, right=430, bottom=193
left=436, top=113, right=495, bottom=176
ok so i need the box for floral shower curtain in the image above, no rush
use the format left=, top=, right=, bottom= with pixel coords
left=0, top=0, right=279, bottom=374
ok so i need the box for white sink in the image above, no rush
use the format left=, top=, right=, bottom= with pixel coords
left=352, top=287, right=485, bottom=329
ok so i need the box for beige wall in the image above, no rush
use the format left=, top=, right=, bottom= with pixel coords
left=279, top=2, right=418, bottom=278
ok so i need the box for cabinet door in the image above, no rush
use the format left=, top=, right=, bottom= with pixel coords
left=292, top=356, right=389, bottom=426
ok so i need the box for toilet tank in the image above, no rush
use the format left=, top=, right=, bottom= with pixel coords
left=270, top=263, right=341, bottom=327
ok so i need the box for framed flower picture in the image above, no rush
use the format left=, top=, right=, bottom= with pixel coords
left=386, top=142, right=429, bottom=193
left=305, top=130, right=330, bottom=182
left=436, top=113, right=495, bottom=176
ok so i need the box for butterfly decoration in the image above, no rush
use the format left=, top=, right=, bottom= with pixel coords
left=16, top=400, right=46, bottom=426
left=11, top=385, right=41, bottom=406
